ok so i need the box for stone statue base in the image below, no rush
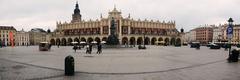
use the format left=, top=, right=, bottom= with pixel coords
left=106, top=34, right=119, bottom=45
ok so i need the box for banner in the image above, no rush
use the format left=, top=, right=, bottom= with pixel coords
left=9, top=32, right=14, bottom=47
left=227, top=24, right=233, bottom=39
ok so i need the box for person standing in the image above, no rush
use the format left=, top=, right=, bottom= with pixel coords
left=97, top=44, right=102, bottom=54
left=49, top=44, right=52, bottom=50
left=86, top=45, right=89, bottom=54
left=0, top=42, right=2, bottom=48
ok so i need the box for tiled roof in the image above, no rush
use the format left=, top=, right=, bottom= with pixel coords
left=0, top=26, right=16, bottom=30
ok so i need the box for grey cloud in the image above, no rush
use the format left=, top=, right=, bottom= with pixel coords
left=0, top=0, right=239, bottom=32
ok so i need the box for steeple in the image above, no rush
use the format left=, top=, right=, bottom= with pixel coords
left=74, top=1, right=80, bottom=14
left=100, top=13, right=103, bottom=18
left=72, top=1, right=82, bottom=23
left=76, top=1, right=78, bottom=8
left=128, top=13, right=131, bottom=18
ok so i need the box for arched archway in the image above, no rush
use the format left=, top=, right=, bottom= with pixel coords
left=95, top=37, right=101, bottom=44
left=176, top=38, right=181, bottom=45
left=80, top=37, right=86, bottom=42
left=151, top=37, right=157, bottom=45
left=87, top=37, right=93, bottom=43
left=74, top=37, right=79, bottom=44
left=56, top=38, right=60, bottom=45
left=102, top=37, right=107, bottom=41
left=165, top=38, right=170, bottom=45
left=129, top=37, right=135, bottom=45
left=144, top=37, right=150, bottom=45
left=50, top=39, right=55, bottom=45
left=61, top=38, right=67, bottom=46
left=137, top=37, right=143, bottom=45
left=158, top=37, right=163, bottom=41
left=122, top=37, right=128, bottom=45
left=170, top=38, right=176, bottom=45
left=67, top=38, right=73, bottom=46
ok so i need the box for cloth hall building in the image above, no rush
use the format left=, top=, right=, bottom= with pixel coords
left=50, top=3, right=181, bottom=46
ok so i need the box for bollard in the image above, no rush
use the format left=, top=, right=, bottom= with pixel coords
left=65, top=55, right=74, bottom=76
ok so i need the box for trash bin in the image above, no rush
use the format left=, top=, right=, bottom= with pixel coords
left=231, top=49, right=239, bottom=62
left=65, top=55, right=74, bottom=76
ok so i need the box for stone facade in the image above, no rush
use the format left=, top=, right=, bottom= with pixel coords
left=212, top=25, right=222, bottom=42
left=182, top=29, right=196, bottom=43
left=29, top=28, right=47, bottom=45
left=50, top=3, right=181, bottom=46
left=195, top=26, right=213, bottom=44
left=221, top=24, right=240, bottom=43
left=16, top=29, right=30, bottom=46
left=0, top=26, right=16, bottom=46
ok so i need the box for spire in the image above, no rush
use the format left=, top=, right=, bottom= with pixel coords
left=112, top=4, right=118, bottom=12
left=74, top=1, right=80, bottom=14
left=75, top=1, right=79, bottom=8
left=72, top=1, right=82, bottom=23
left=114, top=4, right=116, bottom=10
left=128, top=13, right=130, bottom=18
left=180, top=27, right=184, bottom=33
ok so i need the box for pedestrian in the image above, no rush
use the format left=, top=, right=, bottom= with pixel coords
left=86, top=45, right=90, bottom=54
left=48, top=44, right=52, bottom=50
left=97, top=44, right=102, bottom=54
left=73, top=45, right=77, bottom=52
left=89, top=44, right=92, bottom=54
left=0, top=42, right=2, bottom=48
left=57, top=44, right=60, bottom=48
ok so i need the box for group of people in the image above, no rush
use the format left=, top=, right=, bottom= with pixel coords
left=73, top=44, right=102, bottom=54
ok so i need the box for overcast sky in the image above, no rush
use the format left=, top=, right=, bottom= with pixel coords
left=0, top=0, right=239, bottom=32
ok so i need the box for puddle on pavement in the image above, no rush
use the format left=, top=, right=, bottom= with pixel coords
left=12, top=65, right=26, bottom=70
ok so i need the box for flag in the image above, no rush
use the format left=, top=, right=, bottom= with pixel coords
left=227, top=24, right=233, bottom=39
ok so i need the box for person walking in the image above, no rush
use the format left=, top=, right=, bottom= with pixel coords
left=97, top=44, right=102, bottom=54
left=89, top=44, right=92, bottom=54
left=73, top=45, right=77, bottom=52
left=86, top=45, right=90, bottom=54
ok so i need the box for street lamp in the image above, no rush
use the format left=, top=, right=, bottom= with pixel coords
left=228, top=18, right=233, bottom=25
left=227, top=18, right=234, bottom=59
left=143, top=33, right=146, bottom=48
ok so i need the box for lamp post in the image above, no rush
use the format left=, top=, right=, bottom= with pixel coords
left=227, top=18, right=234, bottom=58
left=143, top=33, right=146, bottom=48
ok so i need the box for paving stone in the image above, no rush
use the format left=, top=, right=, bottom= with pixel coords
left=0, top=46, right=240, bottom=80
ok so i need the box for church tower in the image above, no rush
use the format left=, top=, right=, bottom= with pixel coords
left=71, top=1, right=82, bottom=23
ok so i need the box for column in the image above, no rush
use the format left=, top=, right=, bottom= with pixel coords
left=128, top=26, right=131, bottom=34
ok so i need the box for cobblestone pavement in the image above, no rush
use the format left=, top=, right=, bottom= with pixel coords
left=1, top=46, right=240, bottom=80
left=0, top=58, right=63, bottom=80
